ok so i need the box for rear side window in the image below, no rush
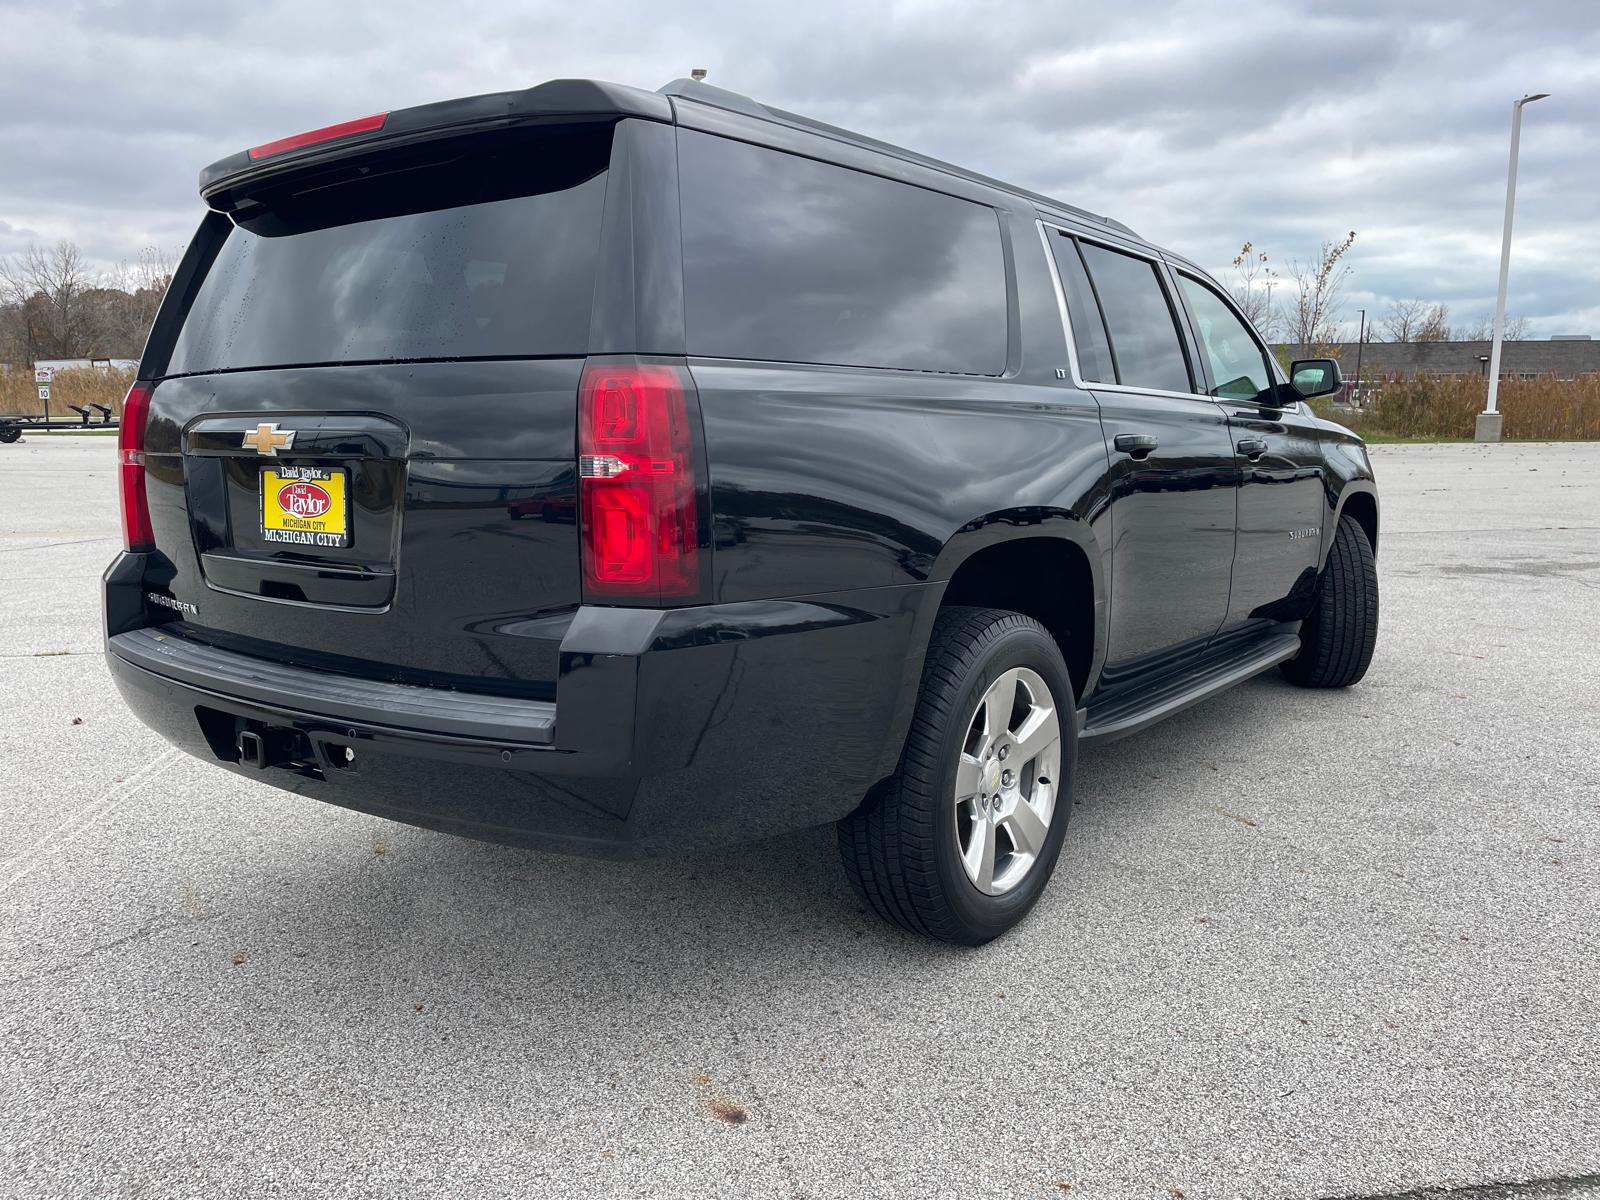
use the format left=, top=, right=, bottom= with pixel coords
left=167, top=124, right=612, bottom=374
left=678, top=131, right=1008, bottom=376
left=1071, top=241, right=1192, bottom=394
left=1047, top=232, right=1115, bottom=384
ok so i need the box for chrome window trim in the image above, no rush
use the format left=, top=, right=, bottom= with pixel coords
left=1036, top=219, right=1218, bottom=405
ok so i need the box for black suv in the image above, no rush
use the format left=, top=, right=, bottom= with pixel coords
left=106, top=78, right=1379, bottom=944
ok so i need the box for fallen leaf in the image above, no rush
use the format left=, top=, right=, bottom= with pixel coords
left=1544, top=837, right=1566, bottom=844
left=231, top=953, right=246, bottom=966
left=1439, top=736, right=1462, bottom=746
left=71, top=717, right=83, bottom=725
left=413, top=1003, right=425, bottom=1012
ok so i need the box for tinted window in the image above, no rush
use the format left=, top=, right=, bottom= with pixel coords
left=1077, top=243, right=1191, bottom=393
left=679, top=131, right=1007, bottom=375
left=1047, top=231, right=1114, bottom=383
left=168, top=126, right=611, bottom=373
left=1177, top=275, right=1274, bottom=401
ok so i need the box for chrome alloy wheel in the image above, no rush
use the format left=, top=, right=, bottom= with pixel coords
left=953, top=666, right=1061, bottom=896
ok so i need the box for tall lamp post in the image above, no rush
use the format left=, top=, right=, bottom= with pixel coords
left=1353, top=308, right=1366, bottom=407
left=1479, top=91, right=1549, bottom=443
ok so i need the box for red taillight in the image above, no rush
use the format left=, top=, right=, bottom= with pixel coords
left=578, top=361, right=700, bottom=600
left=119, top=384, right=154, bottom=552
left=248, top=112, right=388, bottom=160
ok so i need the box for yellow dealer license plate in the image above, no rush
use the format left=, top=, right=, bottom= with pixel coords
left=260, top=465, right=349, bottom=548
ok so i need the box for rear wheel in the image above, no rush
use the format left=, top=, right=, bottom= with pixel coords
left=838, top=607, right=1076, bottom=945
left=0, top=427, right=20, bottom=444
left=1281, top=513, right=1379, bottom=688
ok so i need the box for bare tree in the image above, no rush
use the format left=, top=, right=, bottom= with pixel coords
left=1457, top=312, right=1531, bottom=341
left=1414, top=302, right=1451, bottom=342
left=102, top=246, right=175, bottom=357
left=1284, top=232, right=1356, bottom=350
left=0, top=240, right=175, bottom=364
left=0, top=240, right=104, bottom=361
left=1229, top=242, right=1278, bottom=338
left=1379, top=297, right=1427, bottom=342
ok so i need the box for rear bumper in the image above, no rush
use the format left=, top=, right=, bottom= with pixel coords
left=106, top=555, right=933, bottom=858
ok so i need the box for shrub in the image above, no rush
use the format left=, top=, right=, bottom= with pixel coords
left=1318, top=372, right=1600, bottom=440
left=0, top=366, right=135, bottom=420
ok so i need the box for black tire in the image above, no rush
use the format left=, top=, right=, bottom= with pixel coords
left=0, top=427, right=20, bottom=444
left=1280, top=513, right=1379, bottom=688
left=838, top=607, right=1077, bottom=945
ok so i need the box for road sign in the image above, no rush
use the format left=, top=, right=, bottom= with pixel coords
left=38, top=385, right=51, bottom=401
left=34, top=367, right=54, bottom=384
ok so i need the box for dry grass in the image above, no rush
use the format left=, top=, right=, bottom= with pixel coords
left=0, top=366, right=135, bottom=419
left=1318, top=373, right=1600, bottom=440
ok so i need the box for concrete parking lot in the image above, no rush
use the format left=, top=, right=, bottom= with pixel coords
left=2, top=433, right=1597, bottom=1200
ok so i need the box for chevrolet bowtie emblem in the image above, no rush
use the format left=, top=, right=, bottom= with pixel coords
left=242, top=423, right=295, bottom=455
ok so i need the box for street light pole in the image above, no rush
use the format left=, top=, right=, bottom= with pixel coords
left=1479, top=91, right=1549, bottom=443
left=1353, top=309, right=1366, bottom=406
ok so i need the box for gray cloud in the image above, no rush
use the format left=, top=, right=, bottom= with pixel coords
left=1, top=0, right=1595, bottom=334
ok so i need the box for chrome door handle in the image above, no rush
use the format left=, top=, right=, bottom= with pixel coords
left=1237, top=438, right=1268, bottom=460
left=1114, top=434, right=1159, bottom=459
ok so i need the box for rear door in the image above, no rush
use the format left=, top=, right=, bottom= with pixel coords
left=140, top=121, right=619, bottom=693
left=1171, top=271, right=1326, bottom=629
left=1045, top=229, right=1238, bottom=678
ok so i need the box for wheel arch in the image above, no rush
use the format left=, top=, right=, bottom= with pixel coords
left=870, top=509, right=1105, bottom=784
left=1334, top=485, right=1380, bottom=557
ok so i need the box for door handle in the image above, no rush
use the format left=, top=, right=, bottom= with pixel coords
left=1114, top=434, right=1159, bottom=459
left=1237, top=438, right=1269, bottom=460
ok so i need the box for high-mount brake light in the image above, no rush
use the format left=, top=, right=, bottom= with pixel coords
left=248, top=113, right=388, bottom=160
left=578, top=362, right=700, bottom=600
left=118, top=384, right=155, bottom=552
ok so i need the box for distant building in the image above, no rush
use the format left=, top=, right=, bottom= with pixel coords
left=1282, top=339, right=1600, bottom=381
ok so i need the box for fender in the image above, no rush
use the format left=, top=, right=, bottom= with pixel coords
left=1319, top=430, right=1381, bottom=566
left=869, top=506, right=1107, bottom=782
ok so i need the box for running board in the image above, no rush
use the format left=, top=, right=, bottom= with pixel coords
left=1078, top=632, right=1302, bottom=748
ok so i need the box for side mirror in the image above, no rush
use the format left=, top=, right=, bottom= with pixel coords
left=1288, top=358, right=1342, bottom=399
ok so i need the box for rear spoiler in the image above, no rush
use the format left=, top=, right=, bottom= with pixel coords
left=199, top=78, right=671, bottom=204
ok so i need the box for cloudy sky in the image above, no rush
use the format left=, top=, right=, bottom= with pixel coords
left=3, top=0, right=1596, bottom=338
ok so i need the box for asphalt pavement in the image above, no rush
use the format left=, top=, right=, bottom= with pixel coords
left=2, top=434, right=1597, bottom=1200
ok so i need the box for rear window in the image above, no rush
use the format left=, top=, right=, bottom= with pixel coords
left=167, top=124, right=612, bottom=374
left=678, top=131, right=1008, bottom=376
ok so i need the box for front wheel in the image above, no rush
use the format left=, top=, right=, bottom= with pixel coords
left=1281, top=513, right=1379, bottom=688
left=838, top=607, right=1076, bottom=945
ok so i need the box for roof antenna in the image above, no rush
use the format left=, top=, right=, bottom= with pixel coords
left=690, top=68, right=707, bottom=82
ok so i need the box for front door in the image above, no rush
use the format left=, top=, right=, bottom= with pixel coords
left=1172, top=273, right=1326, bottom=630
